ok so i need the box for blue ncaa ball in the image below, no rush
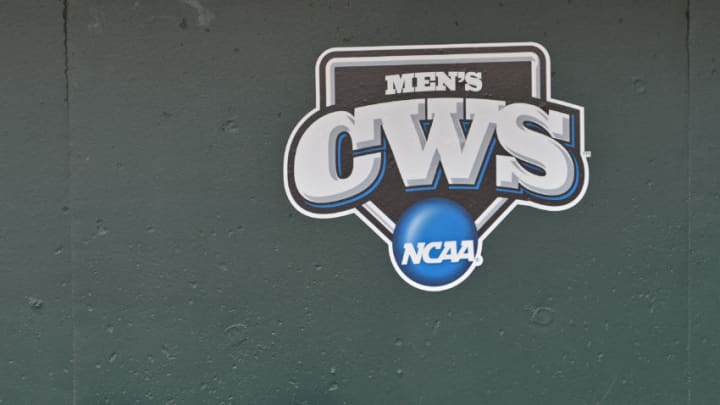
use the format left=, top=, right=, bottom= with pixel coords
left=391, top=198, right=479, bottom=288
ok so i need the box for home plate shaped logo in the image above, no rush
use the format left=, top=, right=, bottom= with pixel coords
left=283, top=43, right=589, bottom=291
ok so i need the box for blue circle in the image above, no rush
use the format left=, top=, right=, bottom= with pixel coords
left=392, top=198, right=478, bottom=287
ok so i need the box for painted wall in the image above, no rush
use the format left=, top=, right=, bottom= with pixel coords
left=0, top=0, right=717, bottom=403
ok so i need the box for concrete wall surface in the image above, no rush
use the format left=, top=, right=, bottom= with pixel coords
left=0, top=0, right=718, bottom=403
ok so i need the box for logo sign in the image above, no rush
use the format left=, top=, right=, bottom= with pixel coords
left=284, top=43, right=589, bottom=291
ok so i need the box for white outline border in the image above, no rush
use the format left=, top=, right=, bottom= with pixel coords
left=282, top=42, right=589, bottom=292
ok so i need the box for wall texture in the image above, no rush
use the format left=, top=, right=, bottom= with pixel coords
left=0, top=0, right=717, bottom=404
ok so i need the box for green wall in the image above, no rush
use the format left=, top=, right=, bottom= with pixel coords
left=0, top=0, right=717, bottom=403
